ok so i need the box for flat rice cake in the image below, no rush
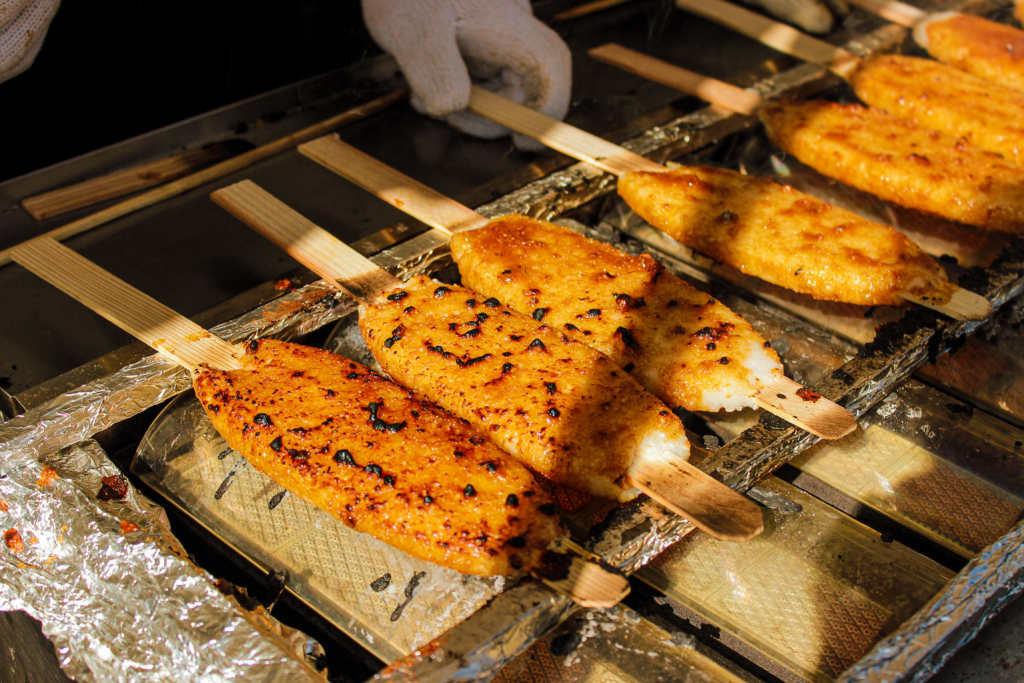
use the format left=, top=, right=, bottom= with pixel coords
left=194, top=339, right=563, bottom=576
left=759, top=100, right=1024, bottom=234
left=450, top=215, right=783, bottom=413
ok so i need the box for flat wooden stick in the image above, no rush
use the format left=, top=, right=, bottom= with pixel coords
left=0, top=89, right=408, bottom=269
left=583, top=46, right=992, bottom=322
left=541, top=541, right=630, bottom=607
left=847, top=0, right=925, bottom=27
left=628, top=457, right=763, bottom=541
left=552, top=0, right=633, bottom=21
left=468, top=86, right=664, bottom=175
left=212, top=181, right=764, bottom=542
left=21, top=145, right=230, bottom=221
left=754, top=375, right=856, bottom=440
left=298, top=136, right=489, bottom=234
left=211, top=180, right=402, bottom=306
left=9, top=238, right=241, bottom=372
left=900, top=287, right=991, bottom=321
left=589, top=43, right=762, bottom=116
left=673, top=0, right=863, bottom=78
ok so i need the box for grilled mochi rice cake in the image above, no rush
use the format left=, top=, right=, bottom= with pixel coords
left=359, top=276, right=691, bottom=502
left=193, top=339, right=563, bottom=576
left=449, top=215, right=783, bottom=413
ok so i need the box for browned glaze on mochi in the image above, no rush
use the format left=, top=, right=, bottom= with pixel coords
left=194, top=339, right=562, bottom=576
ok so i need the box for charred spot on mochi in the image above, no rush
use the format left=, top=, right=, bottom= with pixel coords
left=456, top=354, right=491, bottom=368
left=464, top=484, right=477, bottom=497
left=386, top=291, right=409, bottom=302
left=348, top=373, right=359, bottom=379
left=459, top=328, right=481, bottom=339
left=209, top=404, right=220, bottom=414
left=532, top=308, right=549, bottom=321
left=270, top=436, right=283, bottom=450
left=527, top=339, right=546, bottom=352
left=248, top=340, right=260, bottom=352
left=434, top=286, right=451, bottom=298
left=668, top=300, right=679, bottom=307
left=545, top=382, right=557, bottom=395
left=383, top=475, right=395, bottom=486
left=334, top=449, right=357, bottom=467
left=708, top=298, right=715, bottom=305
left=506, top=494, right=519, bottom=508
left=718, top=210, right=738, bottom=223
left=364, top=464, right=383, bottom=478
left=465, top=298, right=477, bottom=309
left=253, top=413, right=273, bottom=427
left=719, top=357, right=730, bottom=365
left=508, top=536, right=526, bottom=548
left=623, top=363, right=635, bottom=373
left=539, top=503, right=558, bottom=515
left=469, top=436, right=485, bottom=445
left=501, top=269, right=512, bottom=275
left=404, top=306, right=416, bottom=314
left=366, top=401, right=408, bottom=433
left=480, top=461, right=499, bottom=473
left=288, top=449, right=309, bottom=462
left=616, top=327, right=640, bottom=349
left=454, top=449, right=466, bottom=458
left=326, top=389, right=335, bottom=398
left=587, top=308, right=601, bottom=318
left=384, top=326, right=405, bottom=348
left=764, top=341, right=772, bottom=349
left=547, top=408, right=560, bottom=418
left=564, top=323, right=579, bottom=332
left=706, top=342, right=716, bottom=351
left=615, top=294, right=646, bottom=311
left=484, top=297, right=501, bottom=308
left=476, top=312, right=489, bottom=322
left=423, top=495, right=433, bottom=505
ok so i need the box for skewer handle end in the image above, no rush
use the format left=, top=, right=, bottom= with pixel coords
left=628, top=455, right=764, bottom=542
left=899, top=287, right=991, bottom=321
left=753, top=375, right=857, bottom=440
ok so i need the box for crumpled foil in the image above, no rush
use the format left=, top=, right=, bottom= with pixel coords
left=836, top=517, right=1024, bottom=683
left=0, top=438, right=322, bottom=682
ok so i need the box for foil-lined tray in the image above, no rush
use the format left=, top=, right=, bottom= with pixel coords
left=641, top=476, right=954, bottom=683
left=792, top=381, right=1024, bottom=558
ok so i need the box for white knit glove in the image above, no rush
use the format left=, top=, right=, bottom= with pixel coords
left=739, top=0, right=849, bottom=34
left=362, top=0, right=571, bottom=151
left=0, top=0, right=60, bottom=84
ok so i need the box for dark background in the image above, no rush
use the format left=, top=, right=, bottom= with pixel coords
left=1, top=0, right=375, bottom=182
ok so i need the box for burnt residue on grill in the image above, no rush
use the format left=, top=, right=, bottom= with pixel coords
left=390, top=571, right=427, bottom=621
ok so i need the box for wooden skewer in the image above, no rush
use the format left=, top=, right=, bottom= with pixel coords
left=552, top=0, right=633, bottom=21
left=212, top=178, right=765, bottom=542
left=10, top=232, right=629, bottom=606
left=0, top=88, right=408, bottom=269
left=300, top=133, right=858, bottom=440
left=845, top=0, right=925, bottom=26
left=674, top=0, right=863, bottom=78
left=9, top=238, right=241, bottom=373
left=583, top=44, right=992, bottom=323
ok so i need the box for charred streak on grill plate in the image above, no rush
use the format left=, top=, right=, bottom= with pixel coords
left=390, top=571, right=427, bottom=621
left=215, top=456, right=248, bottom=500
left=268, top=490, right=288, bottom=510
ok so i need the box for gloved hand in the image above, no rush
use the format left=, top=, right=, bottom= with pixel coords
left=361, top=0, right=572, bottom=151
left=739, top=0, right=849, bottom=34
left=0, top=0, right=61, bottom=85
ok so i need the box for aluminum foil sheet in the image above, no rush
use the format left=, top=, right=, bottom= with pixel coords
left=0, top=438, right=322, bottom=682
left=489, top=605, right=747, bottom=683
